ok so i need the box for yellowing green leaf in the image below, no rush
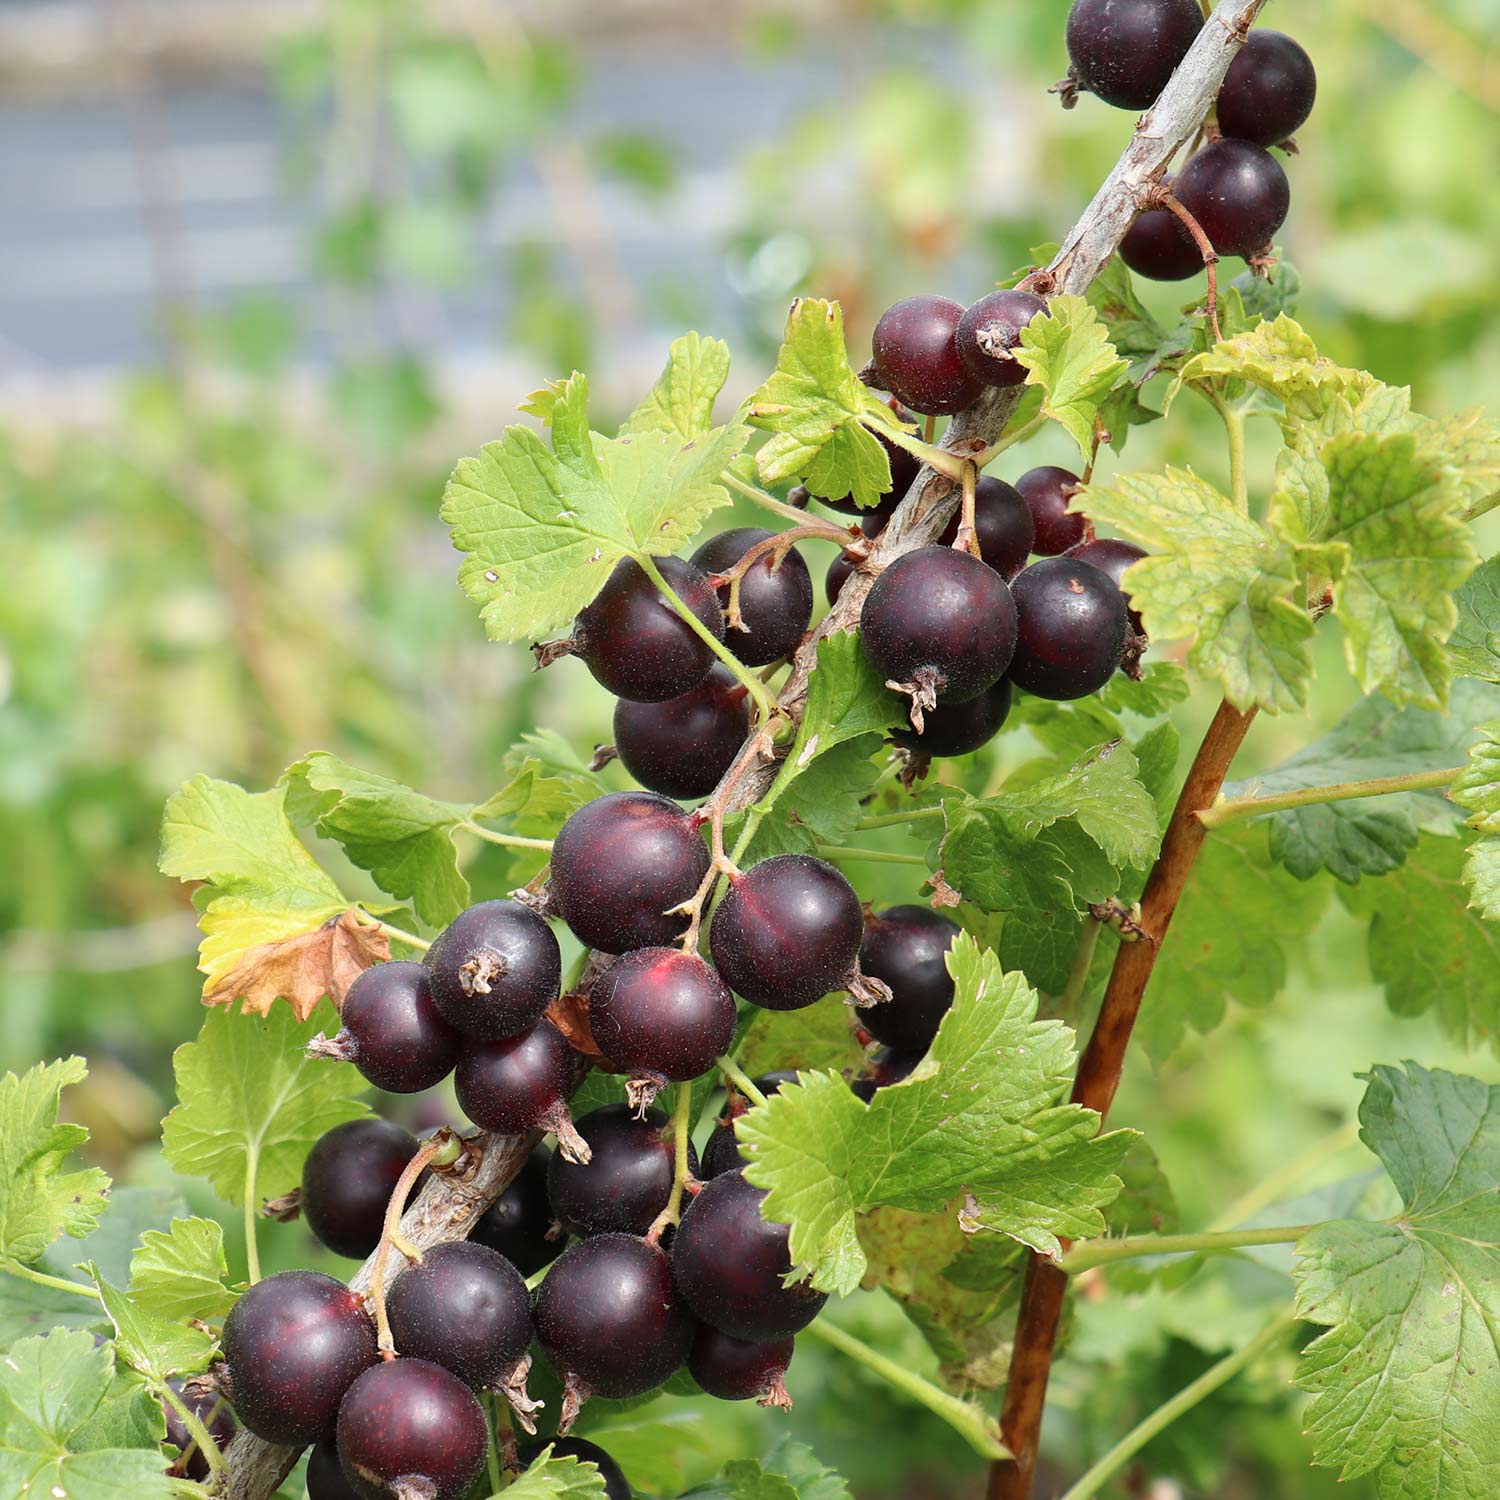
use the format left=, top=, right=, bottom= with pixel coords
left=620, top=333, right=732, bottom=441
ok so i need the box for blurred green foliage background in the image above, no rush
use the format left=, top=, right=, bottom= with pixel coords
left=2, top=1, right=1497, bottom=1495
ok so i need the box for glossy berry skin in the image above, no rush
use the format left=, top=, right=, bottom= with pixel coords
left=518, top=1438, right=632, bottom=1500
left=426, top=900, right=560, bottom=1042
left=861, top=546, right=1017, bottom=704
left=469, top=1145, right=562, bottom=1277
left=850, top=1046, right=924, bottom=1102
left=550, top=792, right=710, bottom=954
left=335, top=1359, right=487, bottom=1500
left=956, top=289, right=1047, bottom=388
left=455, top=1019, right=579, bottom=1137
left=221, top=1270, right=377, bottom=1446
left=385, top=1242, right=532, bottom=1388
left=710, top=855, right=863, bottom=1012
left=1065, top=537, right=1148, bottom=633
left=589, top=948, right=738, bottom=1083
left=858, top=907, right=961, bottom=1053
left=547, top=1103, right=696, bottom=1237
left=826, top=550, right=859, bottom=606
left=306, top=1441, right=362, bottom=1500
left=692, top=528, right=814, bottom=667
left=939, top=475, right=1035, bottom=580
left=302, top=1119, right=419, bottom=1260
left=164, top=1381, right=235, bottom=1482
left=1008, top=557, right=1130, bottom=700
left=573, top=556, right=725, bottom=703
left=1120, top=207, right=1202, bottom=281
left=701, top=1072, right=797, bottom=1179
left=821, top=399, right=920, bottom=517
left=891, top=678, right=1013, bottom=759
left=871, top=296, right=982, bottom=416
left=1016, top=466, right=1087, bottom=555
left=613, top=666, right=750, bottom=802
left=338, top=961, right=462, bottom=1094
left=533, top=1234, right=693, bottom=1399
left=1066, top=0, right=1202, bottom=110
left=1216, top=30, right=1316, bottom=147
left=673, top=1169, right=827, bottom=1341
left=1174, top=139, right=1290, bottom=258
left=689, top=1325, right=794, bottom=1402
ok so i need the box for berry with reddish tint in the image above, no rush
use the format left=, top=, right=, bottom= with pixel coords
left=547, top=1103, right=696, bottom=1237
left=1065, top=537, right=1148, bottom=633
left=692, top=528, right=814, bottom=667
left=533, top=1234, right=693, bottom=1404
left=1120, top=207, right=1202, bottom=281
left=302, top=1119, right=419, bottom=1261
left=470, top=1145, right=563, bottom=1277
left=425, top=899, right=560, bottom=1042
left=689, top=1324, right=795, bottom=1405
left=821, top=399, right=920, bottom=517
left=221, top=1270, right=377, bottom=1446
left=613, top=666, right=750, bottom=802
left=164, top=1380, right=235, bottom=1482
left=939, top=475, right=1035, bottom=579
left=550, top=792, right=710, bottom=954
left=826, top=551, right=860, bottom=606
left=1174, top=139, right=1290, bottom=258
left=518, top=1438, right=632, bottom=1500
left=335, top=1359, right=487, bottom=1500
left=701, top=1071, right=797, bottom=1179
left=385, top=1242, right=533, bottom=1390
left=891, top=678, right=1013, bottom=759
left=861, top=546, right=1017, bottom=706
left=871, top=296, right=981, bottom=416
left=710, top=855, right=863, bottom=1012
left=850, top=1046, right=924, bottom=1101
left=1216, top=30, right=1316, bottom=147
left=1066, top=0, right=1202, bottom=110
left=1016, top=466, right=1087, bottom=555
left=859, top=906, right=961, bottom=1053
left=570, top=556, right=725, bottom=703
left=956, top=289, right=1047, bottom=388
left=672, top=1169, right=827, bottom=1341
left=454, top=1019, right=584, bottom=1157
left=336, top=961, right=462, bottom=1095
left=306, top=1441, right=361, bottom=1500
left=1008, top=556, right=1130, bottom=700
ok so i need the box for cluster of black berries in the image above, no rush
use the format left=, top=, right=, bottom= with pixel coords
left=1063, top=0, right=1315, bottom=280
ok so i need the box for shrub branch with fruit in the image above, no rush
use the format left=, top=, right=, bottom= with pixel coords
left=6, top=4, right=1500, bottom=1500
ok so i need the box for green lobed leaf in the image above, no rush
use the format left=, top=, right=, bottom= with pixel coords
left=1449, top=555, right=1500, bottom=683
left=619, top=332, right=732, bottom=441
left=479, top=1450, right=608, bottom=1500
left=442, top=371, right=747, bottom=641
left=1464, top=837, right=1500, bottom=922
left=127, top=1218, right=237, bottom=1324
left=682, top=1459, right=801, bottom=1500
left=0, top=1057, right=111, bottom=1266
left=761, top=1440, right=853, bottom=1500
left=161, top=1001, right=371, bottom=1207
left=1293, top=1063, right=1500, bottom=1499
left=1013, top=295, right=1128, bottom=463
left=735, top=936, right=1131, bottom=1296
left=1451, top=722, right=1500, bottom=835
left=739, top=1005, right=867, bottom=1080
left=87, top=1267, right=214, bottom=1381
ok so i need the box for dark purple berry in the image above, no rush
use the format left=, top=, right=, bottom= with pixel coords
left=692, top=528, right=814, bottom=667
left=533, top=1234, right=693, bottom=1407
left=221, top=1270, right=378, bottom=1446
left=850, top=1046, right=924, bottom=1101
left=164, top=1380, right=235, bottom=1482
left=570, top=556, right=725, bottom=703
left=302, top=1119, right=419, bottom=1261
left=1065, top=537, right=1148, bottom=633
left=425, top=900, right=560, bottom=1042
left=858, top=906, right=960, bottom=1053
left=891, top=678, right=1013, bottom=759
left=821, top=399, right=921, bottom=517
left=613, top=666, right=750, bottom=802
left=547, top=1103, right=696, bottom=1237
left=701, top=1072, right=796, bottom=1179
left=860, top=546, right=1017, bottom=708
left=1066, top=0, right=1203, bottom=110
left=826, top=551, right=860, bottom=606
left=672, top=1170, right=827, bottom=1341
left=938, top=476, right=1035, bottom=579
left=336, top=961, right=462, bottom=1095
left=550, top=792, right=710, bottom=954
left=1174, top=139, right=1290, bottom=258
left=454, top=1019, right=585, bottom=1160
left=386, top=1242, right=533, bottom=1390
left=518, top=1438, right=632, bottom=1500
left=1008, top=557, right=1130, bottom=700
left=470, top=1146, right=563, bottom=1277
left=955, top=290, right=1047, bottom=388
left=1216, top=30, right=1316, bottom=147
left=689, top=1324, right=794, bottom=1405
left=709, top=855, right=863, bottom=1012
left=1119, top=207, right=1203, bottom=282
left=871, top=296, right=982, bottom=416
left=335, top=1359, right=487, bottom=1500
left=307, top=1440, right=362, bottom=1500
left=1016, top=466, right=1087, bottom=555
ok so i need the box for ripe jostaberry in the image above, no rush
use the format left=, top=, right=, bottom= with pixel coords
left=1216, top=30, right=1316, bottom=148
left=469, top=1144, right=563, bottom=1277
left=1174, top=139, right=1290, bottom=259
left=1065, top=0, right=1203, bottom=111
left=1016, top=465, right=1088, bottom=555
left=701, top=1071, right=797, bottom=1179
left=307, top=1441, right=361, bottom=1500
left=518, top=1438, right=632, bottom=1500
left=302, top=1118, right=420, bottom=1261
left=613, top=665, right=751, bottom=802
left=550, top=791, right=710, bottom=954
left=454, top=1018, right=588, bottom=1161
left=691, top=527, right=814, bottom=667
left=547, top=1102, right=696, bottom=1237
left=939, top=475, right=1035, bottom=579
left=689, top=1324, right=795, bottom=1407
left=871, top=295, right=982, bottom=416
left=1008, top=556, right=1130, bottom=700
left=1065, top=536, right=1148, bottom=633
left=425, top=899, right=560, bottom=1041
left=163, top=1380, right=235, bottom=1482
left=955, top=289, right=1047, bottom=388
left=220, top=1270, right=377, bottom=1446
left=858, top=906, right=961, bottom=1054
left=328, top=960, right=462, bottom=1095
left=335, top=1359, right=488, bottom=1500
left=891, top=677, right=1013, bottom=759
left=1120, top=205, right=1203, bottom=282
left=709, top=855, right=867, bottom=1012
left=850, top=1045, right=924, bottom=1101
left=826, top=549, right=859, bottom=606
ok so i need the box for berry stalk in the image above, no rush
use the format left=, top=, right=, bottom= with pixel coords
left=1056, top=1222, right=1314, bottom=1274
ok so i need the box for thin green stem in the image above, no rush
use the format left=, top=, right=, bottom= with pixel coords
left=816, top=844, right=928, bottom=866
left=460, top=823, right=555, bottom=852
left=716, top=1055, right=768, bottom=1108
left=525, top=1264, right=551, bottom=1292
left=1198, top=765, right=1463, bottom=829
left=649, top=1082, right=697, bottom=1241
left=855, top=806, right=944, bottom=832
left=158, top=1380, right=229, bottom=1483
left=0, top=1259, right=103, bottom=1301
left=728, top=808, right=763, bottom=867
left=1057, top=1224, right=1313, bottom=1275
left=723, top=471, right=829, bottom=527
left=367, top=915, right=431, bottom=953
left=1057, top=1313, right=1295, bottom=1500
left=485, top=1391, right=504, bottom=1494
left=636, top=553, right=779, bottom=721
left=1206, top=389, right=1248, bottom=512
left=1464, top=488, right=1500, bottom=523
left=1209, top=1119, right=1364, bottom=1231
left=1058, top=918, right=1102, bottom=1014
left=877, top=422, right=968, bottom=482
left=802, top=1318, right=1008, bottom=1460
left=972, top=413, right=1046, bottom=469
left=243, top=1143, right=262, bottom=1285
